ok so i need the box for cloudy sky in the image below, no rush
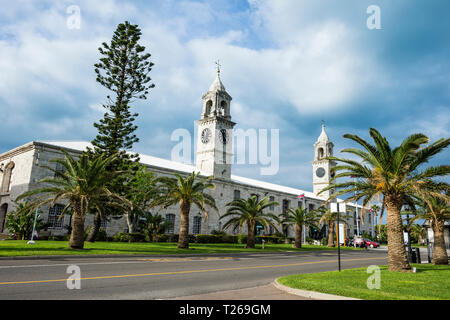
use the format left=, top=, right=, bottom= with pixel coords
left=0, top=0, right=449, bottom=192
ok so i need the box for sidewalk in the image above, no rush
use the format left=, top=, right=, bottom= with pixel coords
left=170, top=283, right=315, bottom=300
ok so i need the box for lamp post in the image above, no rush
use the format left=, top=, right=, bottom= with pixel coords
left=331, top=201, right=344, bottom=272
left=405, top=210, right=413, bottom=263
left=337, top=202, right=341, bottom=272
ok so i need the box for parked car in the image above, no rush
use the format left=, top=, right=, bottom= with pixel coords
left=364, top=239, right=380, bottom=248
left=353, top=236, right=366, bottom=248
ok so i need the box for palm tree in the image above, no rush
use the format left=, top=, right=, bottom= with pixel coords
left=282, top=207, right=319, bottom=248
left=16, top=151, right=126, bottom=249
left=409, top=223, right=427, bottom=246
left=412, top=195, right=449, bottom=265
left=140, top=212, right=173, bottom=242
left=320, top=128, right=450, bottom=271
left=318, top=208, right=338, bottom=247
left=221, top=196, right=279, bottom=249
left=151, top=172, right=217, bottom=249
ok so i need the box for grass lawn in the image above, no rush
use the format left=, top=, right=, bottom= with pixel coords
left=278, top=264, right=450, bottom=300
left=0, top=240, right=362, bottom=257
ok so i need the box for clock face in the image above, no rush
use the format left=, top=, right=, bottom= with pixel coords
left=316, top=167, right=326, bottom=178
left=219, top=129, right=228, bottom=144
left=201, top=128, right=211, bottom=144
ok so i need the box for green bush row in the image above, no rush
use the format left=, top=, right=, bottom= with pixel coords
left=26, top=232, right=285, bottom=244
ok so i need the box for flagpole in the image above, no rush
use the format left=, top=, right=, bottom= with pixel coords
left=27, top=208, right=38, bottom=245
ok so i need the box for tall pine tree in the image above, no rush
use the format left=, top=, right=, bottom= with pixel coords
left=86, top=21, right=155, bottom=241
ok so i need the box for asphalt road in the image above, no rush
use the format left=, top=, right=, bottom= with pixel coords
left=0, top=249, right=387, bottom=300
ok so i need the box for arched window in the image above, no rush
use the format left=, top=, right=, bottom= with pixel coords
left=205, top=100, right=213, bottom=116
left=1, top=162, right=15, bottom=193
left=220, top=101, right=227, bottom=116
left=318, top=148, right=324, bottom=159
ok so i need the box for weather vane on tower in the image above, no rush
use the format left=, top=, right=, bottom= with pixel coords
left=215, top=60, right=221, bottom=74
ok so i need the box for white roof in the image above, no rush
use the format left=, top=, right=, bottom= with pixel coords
left=316, top=124, right=330, bottom=143
left=37, top=140, right=355, bottom=203
left=208, top=71, right=227, bottom=92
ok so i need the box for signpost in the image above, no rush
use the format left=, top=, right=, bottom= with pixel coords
left=331, top=202, right=346, bottom=272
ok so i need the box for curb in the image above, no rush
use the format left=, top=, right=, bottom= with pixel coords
left=273, top=278, right=361, bottom=300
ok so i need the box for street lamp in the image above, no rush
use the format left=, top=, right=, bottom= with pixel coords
left=405, top=207, right=413, bottom=263
left=331, top=201, right=346, bottom=272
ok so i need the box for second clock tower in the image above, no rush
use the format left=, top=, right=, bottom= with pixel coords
left=195, top=67, right=235, bottom=179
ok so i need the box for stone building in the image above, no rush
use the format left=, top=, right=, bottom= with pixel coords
left=0, top=70, right=375, bottom=241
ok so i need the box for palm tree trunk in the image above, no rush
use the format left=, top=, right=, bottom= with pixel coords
left=432, top=220, right=448, bottom=265
left=86, top=211, right=101, bottom=242
left=327, top=222, right=335, bottom=247
left=385, top=194, right=411, bottom=271
left=294, top=224, right=302, bottom=248
left=69, top=205, right=85, bottom=249
left=246, top=221, right=256, bottom=248
left=178, top=200, right=191, bottom=249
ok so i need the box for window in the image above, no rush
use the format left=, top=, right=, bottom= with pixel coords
left=232, top=224, right=239, bottom=235
left=318, top=148, right=324, bottom=159
left=48, top=204, right=65, bottom=229
left=193, top=216, right=202, bottom=235
left=269, top=196, right=275, bottom=211
left=308, top=204, right=315, bottom=212
left=234, top=190, right=240, bottom=200
left=165, top=214, right=175, bottom=234
left=54, top=161, right=66, bottom=177
left=220, top=101, right=227, bottom=116
left=298, top=201, right=303, bottom=209
left=1, top=161, right=14, bottom=193
left=282, top=200, right=289, bottom=215
left=100, top=219, right=107, bottom=229
left=205, top=100, right=213, bottom=116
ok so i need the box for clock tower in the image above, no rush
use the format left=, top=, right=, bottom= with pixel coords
left=312, top=124, right=335, bottom=199
left=195, top=66, right=235, bottom=179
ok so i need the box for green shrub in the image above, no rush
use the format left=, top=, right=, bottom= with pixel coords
left=237, top=234, right=248, bottom=244
left=5, top=204, right=49, bottom=240
left=112, top=232, right=146, bottom=242
left=256, top=235, right=284, bottom=244
left=222, top=235, right=238, bottom=243
left=84, top=226, right=108, bottom=242
left=210, top=229, right=227, bottom=236
left=305, top=237, right=314, bottom=245
left=195, top=234, right=220, bottom=243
